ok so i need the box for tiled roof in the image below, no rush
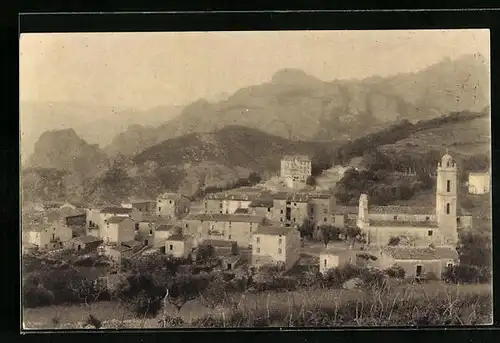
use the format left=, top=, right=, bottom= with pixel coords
left=273, top=192, right=311, bottom=202
left=369, top=206, right=435, bottom=215
left=249, top=198, right=274, bottom=208
left=109, top=245, right=133, bottom=253
left=166, top=234, right=188, bottom=242
left=106, top=216, right=129, bottom=224
left=334, top=206, right=359, bottom=214
left=74, top=235, right=102, bottom=244
left=156, top=224, right=177, bottom=232
left=158, top=192, right=183, bottom=201
left=121, top=240, right=143, bottom=248
left=383, top=247, right=459, bottom=260
left=255, top=225, right=296, bottom=236
left=202, top=239, right=236, bottom=247
left=101, top=207, right=133, bottom=215
left=369, top=220, right=438, bottom=228
left=282, top=155, right=311, bottom=162
left=23, top=223, right=53, bottom=232
left=185, top=213, right=264, bottom=223
left=234, top=208, right=250, bottom=214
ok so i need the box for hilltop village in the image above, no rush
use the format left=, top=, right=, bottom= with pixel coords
left=22, top=151, right=489, bottom=281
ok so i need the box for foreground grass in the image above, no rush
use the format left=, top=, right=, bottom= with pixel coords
left=23, top=283, right=492, bottom=329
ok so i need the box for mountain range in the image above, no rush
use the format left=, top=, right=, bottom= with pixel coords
left=21, top=53, right=490, bottom=203
left=20, top=101, right=183, bottom=161
left=104, top=53, right=489, bottom=157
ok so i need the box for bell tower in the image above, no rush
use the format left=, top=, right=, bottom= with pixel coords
left=436, top=151, right=458, bottom=245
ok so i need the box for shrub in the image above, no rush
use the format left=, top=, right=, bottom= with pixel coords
left=23, top=284, right=55, bottom=308
left=442, top=264, right=489, bottom=284
left=130, top=290, right=162, bottom=317
left=385, top=264, right=406, bottom=279
left=388, top=236, right=400, bottom=246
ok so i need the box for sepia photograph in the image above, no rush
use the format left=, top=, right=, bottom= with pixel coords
left=20, top=29, right=492, bottom=329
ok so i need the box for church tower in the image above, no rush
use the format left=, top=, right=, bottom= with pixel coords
left=436, top=151, right=458, bottom=245
left=357, top=194, right=370, bottom=243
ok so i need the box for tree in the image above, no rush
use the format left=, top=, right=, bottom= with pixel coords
left=385, top=264, right=405, bottom=279
left=306, top=175, right=316, bottom=187
left=388, top=236, right=401, bottom=246
left=248, top=172, right=262, bottom=184
left=342, top=225, right=365, bottom=249
left=196, top=245, right=215, bottom=265
left=299, top=218, right=315, bottom=239
left=320, top=225, right=341, bottom=247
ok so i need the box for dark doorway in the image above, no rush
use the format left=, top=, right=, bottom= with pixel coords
left=144, top=239, right=148, bottom=246
left=416, top=265, right=422, bottom=277
left=227, top=263, right=232, bottom=270
left=77, top=245, right=81, bottom=251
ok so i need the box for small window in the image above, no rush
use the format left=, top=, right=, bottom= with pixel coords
left=324, top=259, right=327, bottom=267
left=280, top=210, right=284, bottom=214
left=268, top=207, right=271, bottom=212
left=169, top=245, right=173, bottom=250
left=169, top=200, right=172, bottom=204
left=446, top=262, right=454, bottom=269
left=256, top=237, right=260, bottom=243
left=332, top=217, right=336, bottom=223
left=220, top=211, right=223, bottom=214
left=393, top=215, right=398, bottom=220
left=324, top=218, right=327, bottom=222
left=294, top=203, right=297, bottom=206
left=293, top=218, right=296, bottom=222
left=278, top=248, right=282, bottom=254
left=457, top=217, right=461, bottom=224
left=428, top=230, right=433, bottom=236
left=185, top=223, right=188, bottom=228
left=311, top=207, right=314, bottom=214
left=229, top=221, right=232, bottom=225
left=250, top=227, right=252, bottom=232
left=278, top=238, right=282, bottom=245
left=257, top=248, right=260, bottom=253
left=158, top=207, right=162, bottom=212
left=204, top=202, right=207, bottom=208
left=149, top=230, right=153, bottom=235
left=425, top=216, right=430, bottom=221
left=220, top=203, right=223, bottom=208
left=447, top=180, right=451, bottom=192
left=228, top=234, right=232, bottom=240
left=158, top=199, right=162, bottom=203
left=323, top=209, right=328, bottom=214
left=280, top=218, right=283, bottom=222
left=446, top=203, right=450, bottom=214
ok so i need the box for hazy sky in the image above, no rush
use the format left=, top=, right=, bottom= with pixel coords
left=20, top=29, right=489, bottom=110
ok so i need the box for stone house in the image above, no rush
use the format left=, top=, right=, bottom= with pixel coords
left=156, top=192, right=190, bottom=219
left=183, top=213, right=265, bottom=248
left=251, top=225, right=301, bottom=270
left=200, top=239, right=238, bottom=256
left=22, top=221, right=73, bottom=251
left=154, top=223, right=181, bottom=247
left=378, top=246, right=459, bottom=279
left=468, top=172, right=490, bottom=195
left=280, top=155, right=312, bottom=189
left=248, top=198, right=274, bottom=219
left=271, top=192, right=310, bottom=228
left=164, top=234, right=194, bottom=259
left=101, top=216, right=136, bottom=245
left=319, top=248, right=358, bottom=275
left=65, top=235, right=102, bottom=252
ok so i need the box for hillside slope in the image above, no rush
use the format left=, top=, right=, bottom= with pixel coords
left=105, top=54, right=489, bottom=157
left=21, top=101, right=182, bottom=161
left=26, top=128, right=110, bottom=177
left=133, top=125, right=333, bottom=172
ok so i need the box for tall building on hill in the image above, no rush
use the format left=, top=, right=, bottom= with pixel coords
left=280, top=155, right=312, bottom=189
left=357, top=152, right=471, bottom=248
